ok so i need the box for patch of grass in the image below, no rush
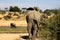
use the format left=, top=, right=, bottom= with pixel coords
left=0, top=27, right=27, bottom=33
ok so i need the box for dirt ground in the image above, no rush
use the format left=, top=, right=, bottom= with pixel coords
left=0, top=18, right=42, bottom=40
left=0, top=33, right=43, bottom=40
left=0, top=33, right=28, bottom=40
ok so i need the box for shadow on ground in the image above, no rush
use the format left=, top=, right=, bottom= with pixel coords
left=21, top=35, right=29, bottom=40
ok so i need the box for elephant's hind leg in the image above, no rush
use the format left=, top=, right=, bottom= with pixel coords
left=32, top=20, right=38, bottom=40
left=27, top=22, right=32, bottom=40
left=32, top=24, right=37, bottom=40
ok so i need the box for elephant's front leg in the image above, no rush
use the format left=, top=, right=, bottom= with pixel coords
left=27, top=22, right=32, bottom=40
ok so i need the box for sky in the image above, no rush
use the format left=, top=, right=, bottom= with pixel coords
left=0, top=0, right=60, bottom=10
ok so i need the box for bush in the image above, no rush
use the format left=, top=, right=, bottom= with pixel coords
left=4, top=15, right=12, bottom=20
left=39, top=9, right=60, bottom=40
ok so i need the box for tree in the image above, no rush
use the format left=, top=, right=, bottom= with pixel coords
left=22, top=8, right=27, bottom=11
left=9, top=6, right=21, bottom=12
left=44, top=9, right=58, bottom=15
left=5, top=8, right=8, bottom=11
left=21, top=8, right=27, bottom=14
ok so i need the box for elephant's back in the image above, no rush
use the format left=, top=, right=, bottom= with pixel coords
left=26, top=11, right=41, bottom=21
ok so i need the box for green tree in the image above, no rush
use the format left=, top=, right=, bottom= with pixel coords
left=44, top=9, right=58, bottom=15
left=5, top=8, right=8, bottom=11
left=44, top=9, right=51, bottom=15
left=9, top=6, right=21, bottom=12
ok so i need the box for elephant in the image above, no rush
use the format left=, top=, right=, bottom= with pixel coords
left=26, top=7, right=47, bottom=40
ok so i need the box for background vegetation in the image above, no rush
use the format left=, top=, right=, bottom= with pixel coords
left=0, top=6, right=60, bottom=40
left=39, top=8, right=60, bottom=40
left=9, top=6, right=21, bottom=12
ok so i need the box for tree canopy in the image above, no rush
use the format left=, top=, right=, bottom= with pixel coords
left=9, top=6, right=21, bottom=12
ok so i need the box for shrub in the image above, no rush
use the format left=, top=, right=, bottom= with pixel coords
left=4, top=15, right=12, bottom=20
left=39, top=9, right=60, bottom=40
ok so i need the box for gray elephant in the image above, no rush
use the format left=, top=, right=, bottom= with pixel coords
left=26, top=7, right=47, bottom=40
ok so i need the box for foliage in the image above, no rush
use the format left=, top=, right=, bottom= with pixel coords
left=44, top=9, right=58, bottom=15
left=0, top=10, right=6, bottom=15
left=5, top=8, right=8, bottom=11
left=4, top=15, right=12, bottom=20
left=9, top=6, right=21, bottom=12
left=39, top=9, right=60, bottom=40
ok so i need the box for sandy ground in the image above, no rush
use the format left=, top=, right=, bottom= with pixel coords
left=0, top=33, right=28, bottom=40
left=0, top=18, right=42, bottom=40
left=0, top=33, right=43, bottom=40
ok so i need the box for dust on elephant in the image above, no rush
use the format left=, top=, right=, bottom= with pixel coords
left=26, top=7, right=47, bottom=40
